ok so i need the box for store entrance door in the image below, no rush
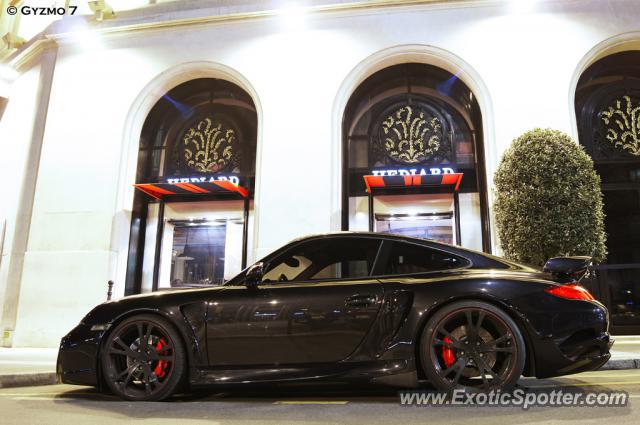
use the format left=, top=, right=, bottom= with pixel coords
left=167, top=220, right=241, bottom=287
left=140, top=199, right=251, bottom=292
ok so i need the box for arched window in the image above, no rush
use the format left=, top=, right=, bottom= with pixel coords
left=137, top=78, right=257, bottom=183
left=126, top=78, right=258, bottom=294
left=342, top=64, right=490, bottom=252
left=575, top=51, right=640, bottom=333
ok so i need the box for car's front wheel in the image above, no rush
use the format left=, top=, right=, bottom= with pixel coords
left=101, top=314, right=186, bottom=401
left=420, top=300, right=526, bottom=392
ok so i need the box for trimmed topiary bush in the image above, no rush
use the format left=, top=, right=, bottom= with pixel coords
left=493, top=128, right=606, bottom=267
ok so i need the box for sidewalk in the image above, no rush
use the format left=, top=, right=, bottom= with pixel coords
left=0, top=348, right=57, bottom=388
left=601, top=336, right=640, bottom=370
left=1, top=337, right=640, bottom=388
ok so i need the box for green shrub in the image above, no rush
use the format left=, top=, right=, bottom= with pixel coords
left=493, top=128, right=606, bottom=267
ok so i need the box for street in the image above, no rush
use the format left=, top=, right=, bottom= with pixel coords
left=1, top=369, right=640, bottom=425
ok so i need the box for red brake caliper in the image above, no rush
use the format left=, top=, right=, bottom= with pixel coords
left=154, top=338, right=169, bottom=378
left=442, top=336, right=456, bottom=368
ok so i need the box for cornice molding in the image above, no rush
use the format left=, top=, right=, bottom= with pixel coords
left=3, top=0, right=564, bottom=70
left=50, top=0, right=494, bottom=41
left=7, top=37, right=56, bottom=72
left=2, top=0, right=491, bottom=70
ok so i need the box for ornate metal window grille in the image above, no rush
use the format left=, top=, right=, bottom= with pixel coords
left=578, top=85, right=640, bottom=161
left=379, top=105, right=443, bottom=163
left=600, top=95, right=640, bottom=157
left=371, top=102, right=453, bottom=166
left=176, top=114, right=240, bottom=174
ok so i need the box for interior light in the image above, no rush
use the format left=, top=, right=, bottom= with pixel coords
left=88, top=1, right=116, bottom=21
left=405, top=208, right=419, bottom=217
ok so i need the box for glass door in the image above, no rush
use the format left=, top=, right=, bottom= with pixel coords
left=141, top=200, right=251, bottom=291
left=593, top=188, right=640, bottom=331
left=168, top=222, right=232, bottom=287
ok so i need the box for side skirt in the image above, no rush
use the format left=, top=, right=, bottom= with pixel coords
left=189, top=359, right=418, bottom=388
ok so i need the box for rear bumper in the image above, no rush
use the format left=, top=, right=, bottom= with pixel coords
left=530, top=300, right=613, bottom=378
left=57, top=323, right=103, bottom=387
left=534, top=334, right=612, bottom=378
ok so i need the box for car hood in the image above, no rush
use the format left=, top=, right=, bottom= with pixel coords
left=109, top=285, right=226, bottom=302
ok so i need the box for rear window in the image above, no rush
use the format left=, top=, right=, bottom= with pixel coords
left=383, top=242, right=469, bottom=275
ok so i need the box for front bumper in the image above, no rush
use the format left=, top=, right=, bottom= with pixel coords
left=57, top=323, right=104, bottom=387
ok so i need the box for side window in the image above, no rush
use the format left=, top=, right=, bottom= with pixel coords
left=263, top=238, right=381, bottom=283
left=384, top=242, right=468, bottom=275
left=263, top=255, right=312, bottom=282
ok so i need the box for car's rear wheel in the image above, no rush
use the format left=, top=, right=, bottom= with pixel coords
left=101, top=314, right=186, bottom=401
left=420, top=301, right=526, bottom=392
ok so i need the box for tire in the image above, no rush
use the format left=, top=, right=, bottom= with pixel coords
left=101, top=314, right=186, bottom=401
left=419, top=300, right=526, bottom=392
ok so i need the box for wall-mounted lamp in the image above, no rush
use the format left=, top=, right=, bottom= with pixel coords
left=2, top=32, right=25, bottom=50
left=88, top=0, right=116, bottom=21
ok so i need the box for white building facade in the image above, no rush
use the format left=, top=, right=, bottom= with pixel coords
left=0, top=0, right=639, bottom=347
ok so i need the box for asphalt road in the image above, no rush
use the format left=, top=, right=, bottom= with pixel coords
left=2, top=370, right=640, bottom=425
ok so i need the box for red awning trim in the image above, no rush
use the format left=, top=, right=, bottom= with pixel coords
left=134, top=181, right=249, bottom=200
left=363, top=173, right=463, bottom=193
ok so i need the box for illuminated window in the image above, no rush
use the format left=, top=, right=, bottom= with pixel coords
left=126, top=78, right=257, bottom=294
left=342, top=63, right=490, bottom=252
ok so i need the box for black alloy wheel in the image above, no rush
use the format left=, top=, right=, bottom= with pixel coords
left=101, top=314, right=186, bottom=401
left=420, top=300, right=526, bottom=391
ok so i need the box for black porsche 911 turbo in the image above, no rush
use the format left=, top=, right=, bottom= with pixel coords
left=57, top=232, right=612, bottom=401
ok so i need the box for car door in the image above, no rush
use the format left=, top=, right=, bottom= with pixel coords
left=205, top=236, right=384, bottom=366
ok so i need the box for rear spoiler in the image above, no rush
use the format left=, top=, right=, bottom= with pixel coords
left=543, top=256, right=593, bottom=283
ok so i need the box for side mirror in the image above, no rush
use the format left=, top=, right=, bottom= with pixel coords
left=245, top=262, right=264, bottom=288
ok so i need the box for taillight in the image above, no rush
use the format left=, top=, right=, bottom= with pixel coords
left=545, top=283, right=595, bottom=301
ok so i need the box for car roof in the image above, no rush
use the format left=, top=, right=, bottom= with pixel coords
left=290, top=231, right=458, bottom=249
left=287, top=231, right=535, bottom=272
left=291, top=231, right=431, bottom=242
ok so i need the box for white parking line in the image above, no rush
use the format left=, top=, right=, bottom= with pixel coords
left=570, top=373, right=640, bottom=378
left=0, top=391, right=99, bottom=397
left=273, top=401, right=349, bottom=405
left=525, top=380, right=640, bottom=388
left=9, top=397, right=59, bottom=401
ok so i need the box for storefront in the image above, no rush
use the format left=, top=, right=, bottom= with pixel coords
left=2, top=0, right=640, bottom=347
left=342, top=64, right=490, bottom=252
left=575, top=51, right=640, bottom=334
left=125, top=78, right=257, bottom=294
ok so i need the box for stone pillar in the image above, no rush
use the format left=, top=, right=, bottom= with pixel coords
left=0, top=46, right=57, bottom=347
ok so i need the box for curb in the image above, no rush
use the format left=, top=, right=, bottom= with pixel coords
left=600, top=358, right=640, bottom=370
left=0, top=372, right=57, bottom=388
left=611, top=335, right=640, bottom=342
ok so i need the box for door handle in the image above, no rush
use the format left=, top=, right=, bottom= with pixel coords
left=345, top=294, right=378, bottom=308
